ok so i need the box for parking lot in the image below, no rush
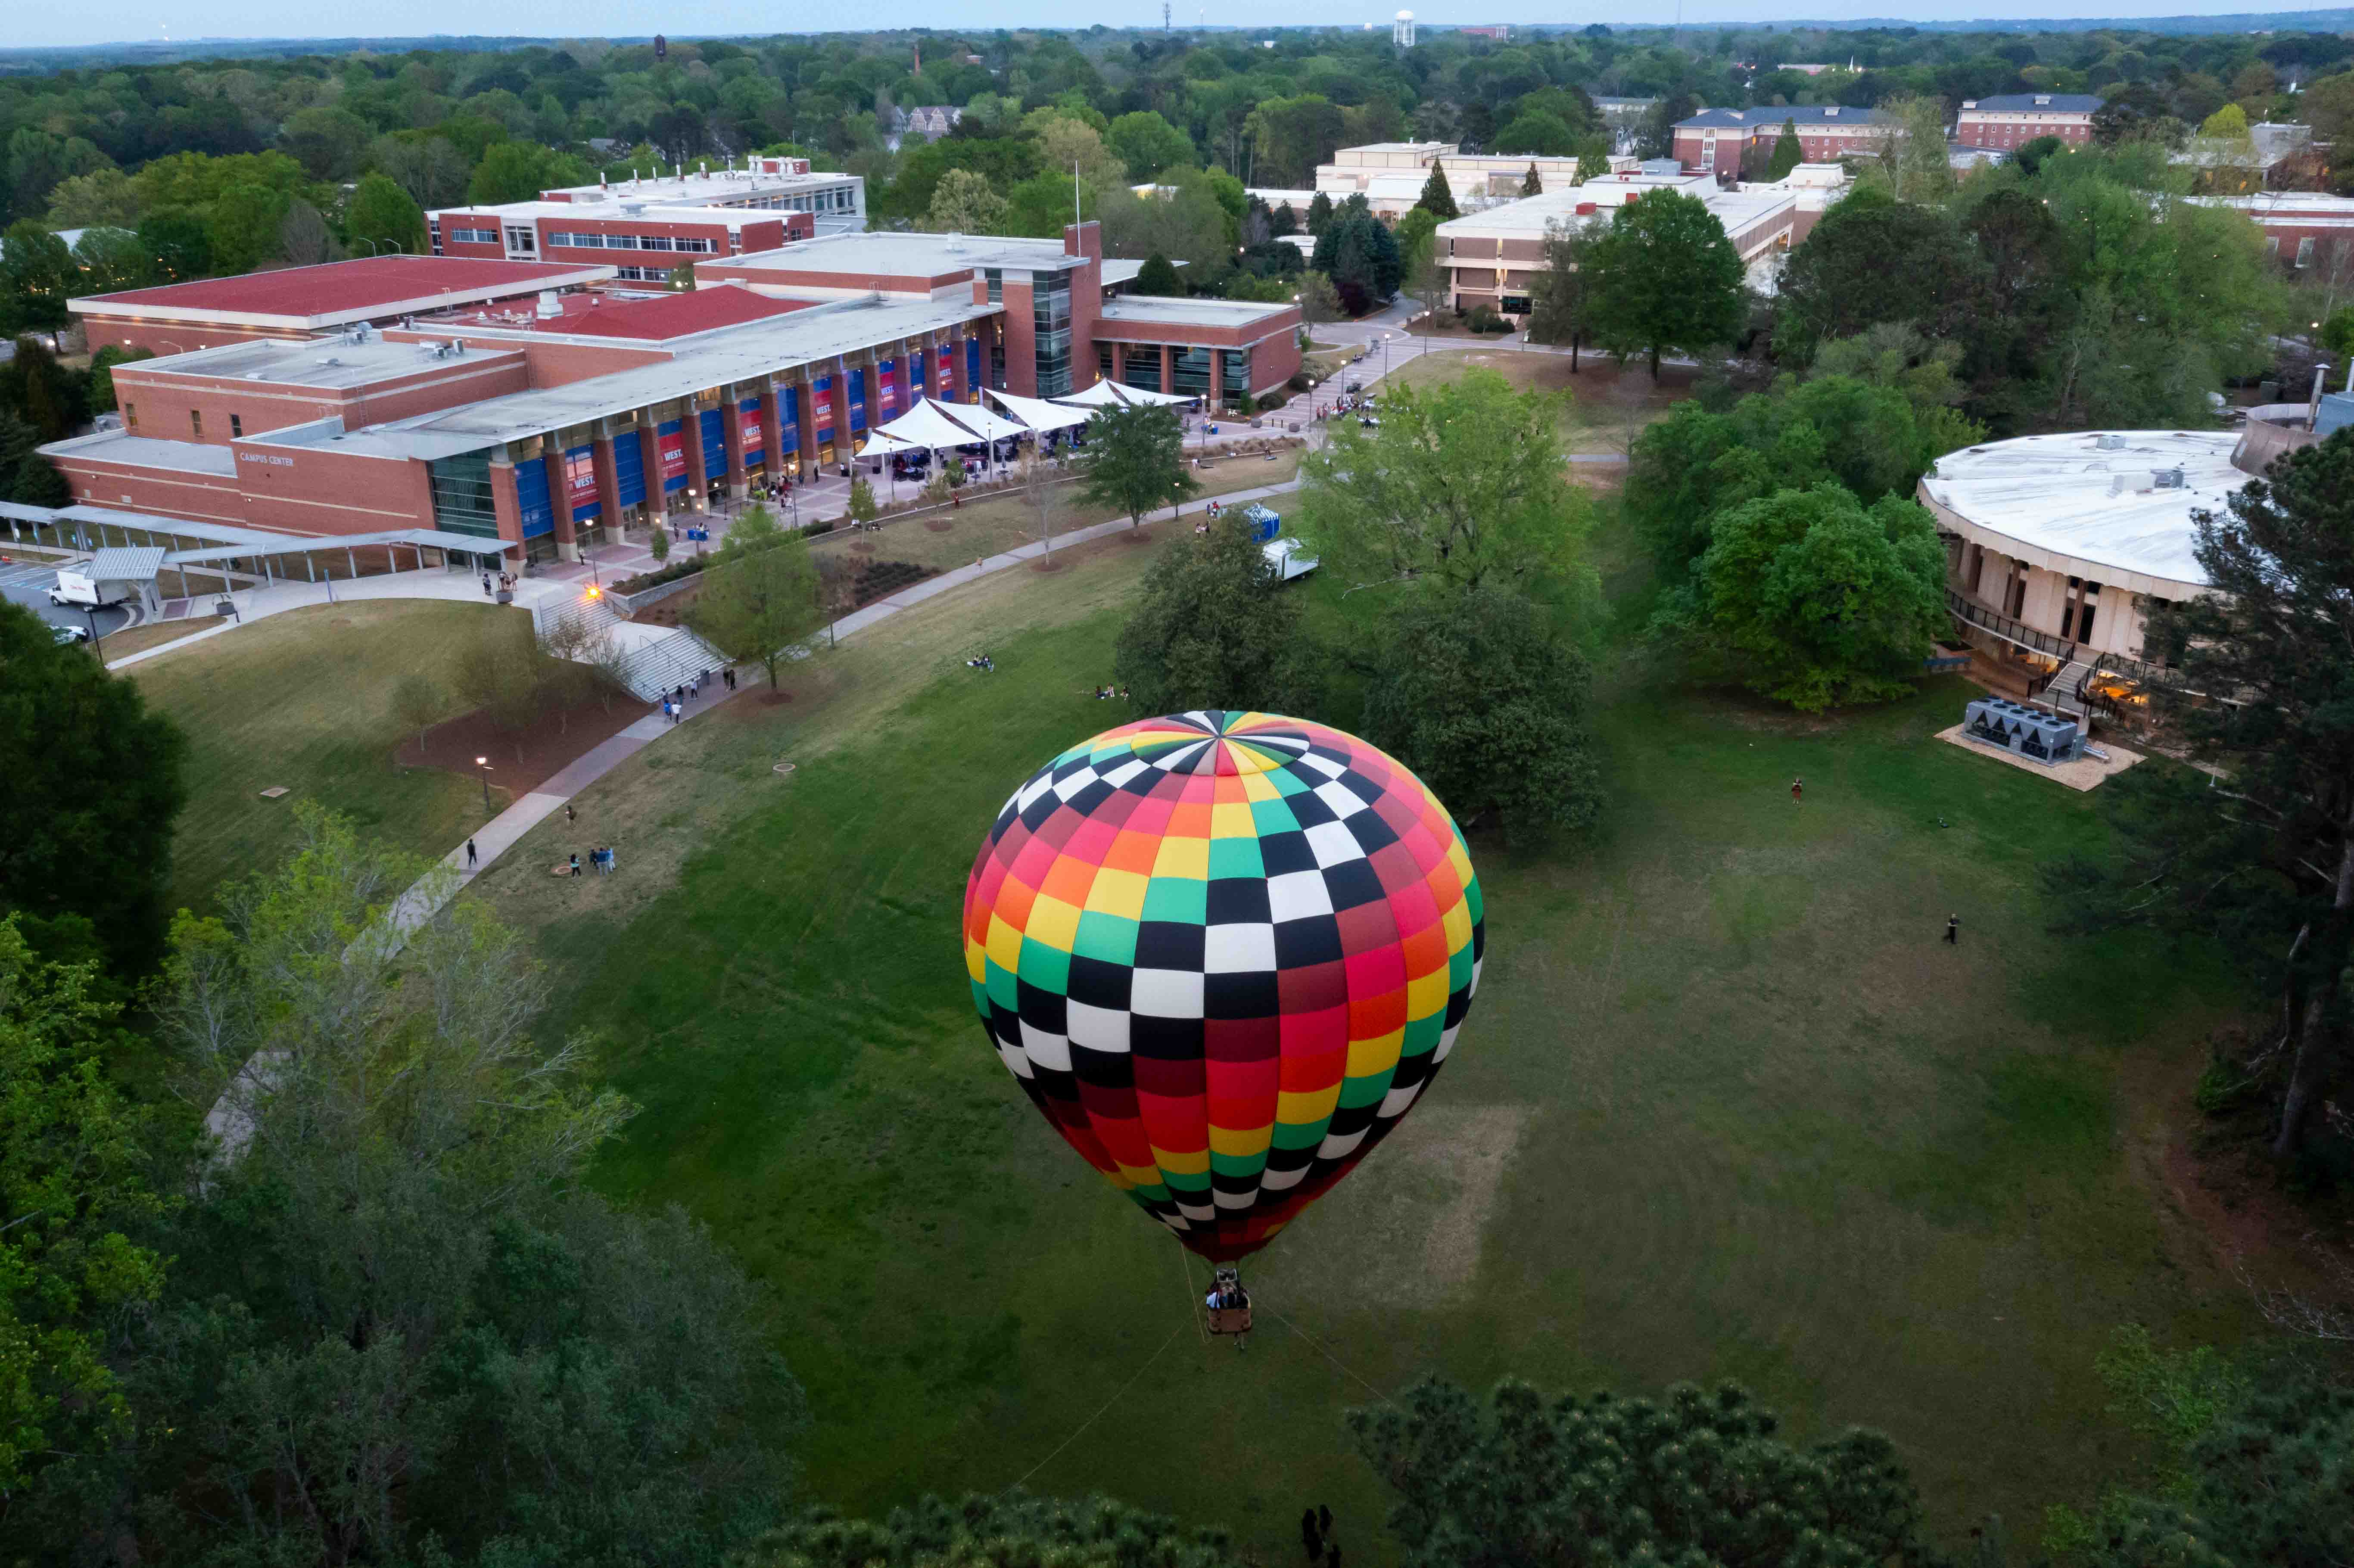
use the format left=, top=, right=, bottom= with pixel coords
left=0, top=554, right=136, bottom=641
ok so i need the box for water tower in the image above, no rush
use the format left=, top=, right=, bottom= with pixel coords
left=1393, top=9, right=1416, bottom=47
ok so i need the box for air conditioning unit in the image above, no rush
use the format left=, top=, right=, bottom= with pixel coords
left=2096, top=433, right=2127, bottom=450
left=2153, top=467, right=2186, bottom=490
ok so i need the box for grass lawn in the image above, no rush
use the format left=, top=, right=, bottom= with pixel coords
left=802, top=450, right=1304, bottom=578
left=1382, top=347, right=1696, bottom=455
left=476, top=519, right=2250, bottom=1560
left=131, top=598, right=526, bottom=913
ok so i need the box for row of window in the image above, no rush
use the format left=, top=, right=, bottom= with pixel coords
left=546, top=232, right=718, bottom=253
left=127, top=405, right=243, bottom=440
left=445, top=227, right=497, bottom=245
left=613, top=265, right=675, bottom=282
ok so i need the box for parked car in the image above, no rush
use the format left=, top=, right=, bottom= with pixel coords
left=50, top=622, right=89, bottom=644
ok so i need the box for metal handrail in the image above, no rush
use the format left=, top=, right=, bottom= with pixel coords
left=1944, top=587, right=2182, bottom=688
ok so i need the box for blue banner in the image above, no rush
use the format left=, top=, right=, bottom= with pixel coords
left=514, top=455, right=554, bottom=538
left=698, top=407, right=726, bottom=481
left=613, top=432, right=646, bottom=507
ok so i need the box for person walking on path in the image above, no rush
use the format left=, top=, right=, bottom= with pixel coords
left=564, top=802, right=576, bottom=824
left=466, top=838, right=477, bottom=868
left=1945, top=914, right=1960, bottom=945
left=1791, top=777, right=1803, bottom=802
left=568, top=853, right=581, bottom=878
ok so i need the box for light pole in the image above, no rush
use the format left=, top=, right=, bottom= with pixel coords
left=476, top=756, right=493, bottom=814
left=81, top=604, right=102, bottom=656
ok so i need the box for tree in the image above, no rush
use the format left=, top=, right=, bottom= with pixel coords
left=1658, top=481, right=1947, bottom=712
left=344, top=171, right=427, bottom=255
left=1494, top=110, right=1579, bottom=158
left=1526, top=214, right=1605, bottom=368
left=1575, top=140, right=1611, bottom=185
left=1132, top=251, right=1182, bottom=297
left=1296, top=369, right=1593, bottom=601
left=0, top=222, right=72, bottom=346
left=0, top=601, right=187, bottom=970
left=2059, top=432, right=2354, bottom=1157
left=1772, top=188, right=1968, bottom=367
left=1635, top=92, right=1699, bottom=162
left=1874, top=94, right=1958, bottom=206
left=1112, top=514, right=1309, bottom=715
left=44, top=167, right=143, bottom=228
left=1414, top=160, right=1459, bottom=221
left=746, top=1492, right=1233, bottom=1568
left=0, top=333, right=83, bottom=442
left=1520, top=162, right=1543, bottom=197
left=845, top=474, right=878, bottom=527
left=137, top=208, right=211, bottom=281
left=2093, top=82, right=2177, bottom=146
left=666, top=261, right=697, bottom=292
left=1351, top=1377, right=1933, bottom=1567
left=1582, top=190, right=1747, bottom=378
left=12, top=452, right=71, bottom=508
left=1305, top=190, right=1334, bottom=237
left=1361, top=586, right=1601, bottom=841
left=140, top=811, right=804, bottom=1565
left=0, top=919, right=166, bottom=1538
left=206, top=183, right=292, bottom=274
left=688, top=511, right=824, bottom=688
left=1295, top=271, right=1342, bottom=325
left=1074, top=403, right=1195, bottom=528
left=1105, top=111, right=1195, bottom=181
left=1767, top=118, right=1804, bottom=180
left=1310, top=211, right=1403, bottom=317
left=467, top=140, right=589, bottom=205
left=392, top=670, right=446, bottom=751
left=924, top=167, right=1007, bottom=234
left=277, top=198, right=337, bottom=266
left=1031, top=115, right=1125, bottom=195
left=279, top=106, right=371, bottom=182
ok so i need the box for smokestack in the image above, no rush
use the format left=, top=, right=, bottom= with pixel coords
left=2313, top=363, right=2333, bottom=428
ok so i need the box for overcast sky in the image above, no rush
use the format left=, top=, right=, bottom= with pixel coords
left=8, top=1, right=2338, bottom=51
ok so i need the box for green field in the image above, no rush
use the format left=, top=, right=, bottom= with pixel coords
left=462, top=529, right=2248, bottom=1559
left=130, top=599, right=518, bottom=913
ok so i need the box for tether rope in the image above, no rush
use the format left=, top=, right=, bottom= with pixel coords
left=1009, top=1319, right=1187, bottom=1491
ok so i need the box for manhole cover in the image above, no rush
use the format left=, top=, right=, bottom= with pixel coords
left=772, top=761, right=797, bottom=775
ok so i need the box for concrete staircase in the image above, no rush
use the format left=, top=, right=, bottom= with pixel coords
left=2042, top=657, right=2092, bottom=718
left=531, top=596, right=723, bottom=704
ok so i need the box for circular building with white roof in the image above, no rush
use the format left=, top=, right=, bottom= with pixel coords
left=1916, top=427, right=2240, bottom=681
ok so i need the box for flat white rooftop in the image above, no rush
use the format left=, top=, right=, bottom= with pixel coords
left=124, top=334, right=521, bottom=390
left=723, top=231, right=1083, bottom=279
left=542, top=168, right=859, bottom=205
left=431, top=200, right=797, bottom=231
left=1919, top=430, right=2241, bottom=595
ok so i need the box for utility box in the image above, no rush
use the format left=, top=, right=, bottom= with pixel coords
left=1963, top=696, right=2081, bottom=764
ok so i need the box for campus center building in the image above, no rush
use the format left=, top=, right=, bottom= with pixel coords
left=1952, top=94, right=2102, bottom=150
left=42, top=223, right=1300, bottom=566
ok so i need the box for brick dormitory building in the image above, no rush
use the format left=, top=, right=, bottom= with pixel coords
left=39, top=205, right=1300, bottom=566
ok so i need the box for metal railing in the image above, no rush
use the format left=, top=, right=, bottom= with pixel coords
left=1945, top=587, right=2182, bottom=690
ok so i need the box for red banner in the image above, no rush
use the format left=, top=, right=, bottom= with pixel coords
left=878, top=360, right=898, bottom=417
left=740, top=413, right=764, bottom=454
left=658, top=430, right=687, bottom=481
left=813, top=377, right=834, bottom=443
left=563, top=447, right=596, bottom=503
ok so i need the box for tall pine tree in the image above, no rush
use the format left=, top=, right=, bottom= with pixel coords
left=1521, top=162, right=1544, bottom=196
left=1414, top=161, right=1460, bottom=220
left=1768, top=118, right=1805, bottom=180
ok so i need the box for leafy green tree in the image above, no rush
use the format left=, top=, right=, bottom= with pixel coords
left=1297, top=369, right=1593, bottom=602
left=1520, top=162, right=1543, bottom=196
left=343, top=171, right=427, bottom=255
left=666, top=261, right=697, bottom=292
left=1575, top=140, right=1611, bottom=184
left=1774, top=187, right=1968, bottom=368
left=924, top=168, right=1008, bottom=234
left=2324, top=308, right=2354, bottom=360
left=1132, top=251, right=1182, bottom=297
left=0, top=223, right=72, bottom=345
left=1495, top=111, right=1578, bottom=158
left=747, top=1492, right=1234, bottom=1568
left=43, top=168, right=142, bottom=229
left=687, top=510, right=825, bottom=688
left=1874, top=94, right=1959, bottom=206
left=1075, top=403, right=1196, bottom=528
left=845, top=473, right=878, bottom=526
left=0, top=332, right=85, bottom=441
left=139, top=811, right=803, bottom=1566
left=1105, top=111, right=1195, bottom=181
left=1527, top=214, right=1605, bottom=366
left=1582, top=190, right=1746, bottom=378
left=1000, top=170, right=1083, bottom=239
left=1414, top=160, right=1459, bottom=220
left=0, top=919, right=167, bottom=1524
left=466, top=140, right=589, bottom=204
left=1295, top=270, right=1342, bottom=325
left=136, top=209, right=211, bottom=282
left=1767, top=118, right=1804, bottom=180
left=278, top=106, right=371, bottom=182
left=1309, top=211, right=1402, bottom=317
left=1305, top=190, right=1334, bottom=237
left=205, top=183, right=292, bottom=274
left=0, top=601, right=187, bottom=969
left=11, top=452, right=70, bottom=508
left=1362, top=586, right=1601, bottom=840
left=1659, top=482, right=1948, bottom=712
left=1113, top=514, right=1311, bottom=716
left=71, top=226, right=153, bottom=295
left=1351, top=1377, right=1934, bottom=1567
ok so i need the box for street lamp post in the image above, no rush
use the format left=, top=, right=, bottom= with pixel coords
left=476, top=756, right=492, bottom=814
left=81, top=604, right=102, bottom=657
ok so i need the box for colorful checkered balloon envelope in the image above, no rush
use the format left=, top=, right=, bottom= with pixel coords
left=963, top=710, right=1484, bottom=1262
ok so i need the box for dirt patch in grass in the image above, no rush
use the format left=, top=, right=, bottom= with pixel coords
left=924, top=519, right=956, bottom=532
left=396, top=692, right=652, bottom=798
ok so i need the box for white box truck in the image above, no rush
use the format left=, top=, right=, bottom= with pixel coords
left=47, top=568, right=131, bottom=609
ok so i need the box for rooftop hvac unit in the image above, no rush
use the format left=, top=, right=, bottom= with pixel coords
left=2096, top=433, right=2127, bottom=450
left=2154, top=467, right=2186, bottom=489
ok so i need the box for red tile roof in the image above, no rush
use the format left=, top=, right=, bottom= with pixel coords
left=74, top=255, right=613, bottom=325
left=563, top=286, right=812, bottom=339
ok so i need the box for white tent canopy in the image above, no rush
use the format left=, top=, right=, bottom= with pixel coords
left=983, top=388, right=1092, bottom=431
left=938, top=401, right=1029, bottom=443
left=1068, top=380, right=1198, bottom=409
left=1052, top=379, right=1131, bottom=409
left=857, top=397, right=996, bottom=459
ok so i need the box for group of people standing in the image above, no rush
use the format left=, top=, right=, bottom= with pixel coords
left=564, top=848, right=617, bottom=877
left=660, top=668, right=732, bottom=724
left=1301, top=1505, right=1340, bottom=1567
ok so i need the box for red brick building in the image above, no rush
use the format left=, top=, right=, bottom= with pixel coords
left=1671, top=105, right=1893, bottom=174
left=71, top=255, right=616, bottom=358
left=426, top=199, right=813, bottom=281
left=1953, top=93, right=2102, bottom=150
left=42, top=224, right=1299, bottom=566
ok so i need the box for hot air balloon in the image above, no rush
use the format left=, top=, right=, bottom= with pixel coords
left=962, top=710, right=1483, bottom=1273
